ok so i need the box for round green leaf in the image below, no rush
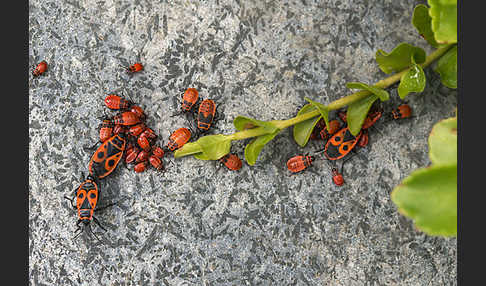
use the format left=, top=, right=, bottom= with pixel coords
left=293, top=104, right=322, bottom=147
left=391, top=164, right=457, bottom=237
left=234, top=116, right=278, bottom=133
left=428, top=117, right=457, bottom=165
left=412, top=4, right=440, bottom=47
left=376, top=43, right=426, bottom=74
left=346, top=94, right=379, bottom=136
left=346, top=82, right=389, bottom=101
left=434, top=45, right=457, bottom=89
left=397, top=63, right=426, bottom=99
left=429, top=0, right=457, bottom=44
left=193, top=134, right=232, bottom=160
left=244, top=129, right=281, bottom=165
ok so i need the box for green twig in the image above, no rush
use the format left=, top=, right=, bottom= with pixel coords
left=175, top=44, right=454, bottom=158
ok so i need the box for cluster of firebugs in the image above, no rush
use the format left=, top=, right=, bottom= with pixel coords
left=286, top=103, right=412, bottom=186
left=32, top=60, right=412, bottom=239
left=33, top=60, right=243, bottom=239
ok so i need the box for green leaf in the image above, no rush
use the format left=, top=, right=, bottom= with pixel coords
left=376, top=43, right=426, bottom=74
left=346, top=94, right=379, bottom=136
left=244, top=129, right=281, bottom=165
left=391, top=164, right=457, bottom=236
left=304, top=97, right=330, bottom=128
left=412, top=4, right=440, bottom=47
left=434, top=45, right=457, bottom=89
left=191, top=134, right=232, bottom=160
left=428, top=117, right=457, bottom=165
left=293, top=104, right=322, bottom=147
left=429, top=0, right=457, bottom=44
left=174, top=141, right=203, bottom=158
left=194, top=151, right=212, bottom=160
left=233, top=116, right=278, bottom=133
left=346, top=82, right=390, bottom=101
left=397, top=62, right=426, bottom=99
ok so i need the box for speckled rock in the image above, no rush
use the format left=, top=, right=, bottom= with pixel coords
left=29, top=0, right=456, bottom=285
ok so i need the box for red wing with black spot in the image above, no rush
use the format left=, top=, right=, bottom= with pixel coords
left=324, top=127, right=361, bottom=160
left=75, top=179, right=99, bottom=221
left=89, top=134, right=126, bottom=179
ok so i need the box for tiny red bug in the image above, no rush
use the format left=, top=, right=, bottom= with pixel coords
left=113, top=124, right=126, bottom=135
left=181, top=88, right=199, bottom=112
left=99, top=119, right=114, bottom=143
left=167, top=127, right=191, bottom=151
left=135, top=149, right=150, bottom=163
left=127, top=62, right=143, bottom=74
left=357, top=130, right=369, bottom=147
left=104, top=94, right=132, bottom=110
left=287, top=155, right=314, bottom=173
left=196, top=99, right=217, bottom=131
left=134, top=161, right=147, bottom=173
left=320, top=119, right=342, bottom=140
left=128, top=123, right=147, bottom=137
left=140, top=128, right=157, bottom=140
left=32, top=61, right=48, bottom=77
left=137, top=135, right=151, bottom=152
left=152, top=146, right=165, bottom=159
left=392, top=104, right=412, bottom=120
left=130, top=105, right=146, bottom=121
left=310, top=118, right=326, bottom=140
left=219, top=153, right=242, bottom=171
left=137, top=128, right=156, bottom=151
left=362, top=109, right=382, bottom=129
left=338, top=110, right=347, bottom=123
left=112, top=111, right=141, bottom=126
left=332, top=167, right=344, bottom=186
left=125, top=145, right=139, bottom=164
left=149, top=155, right=164, bottom=171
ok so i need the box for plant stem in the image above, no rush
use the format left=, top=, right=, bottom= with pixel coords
left=176, top=44, right=455, bottom=157
left=275, top=43, right=454, bottom=129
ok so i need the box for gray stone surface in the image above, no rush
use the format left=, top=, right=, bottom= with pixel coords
left=29, top=0, right=457, bottom=285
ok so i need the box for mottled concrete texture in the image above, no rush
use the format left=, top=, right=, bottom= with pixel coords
left=29, top=0, right=457, bottom=285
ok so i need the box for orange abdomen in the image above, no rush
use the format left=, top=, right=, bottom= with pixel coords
left=287, top=155, right=313, bottom=173
left=167, top=128, right=191, bottom=151
left=182, top=88, right=199, bottom=111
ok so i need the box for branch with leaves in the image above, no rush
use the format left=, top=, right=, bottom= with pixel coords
left=175, top=0, right=457, bottom=237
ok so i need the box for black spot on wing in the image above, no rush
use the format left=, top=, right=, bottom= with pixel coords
left=342, top=129, right=357, bottom=142
left=325, top=144, right=341, bottom=160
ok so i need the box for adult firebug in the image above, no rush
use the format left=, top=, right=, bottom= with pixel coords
left=88, top=133, right=127, bottom=179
